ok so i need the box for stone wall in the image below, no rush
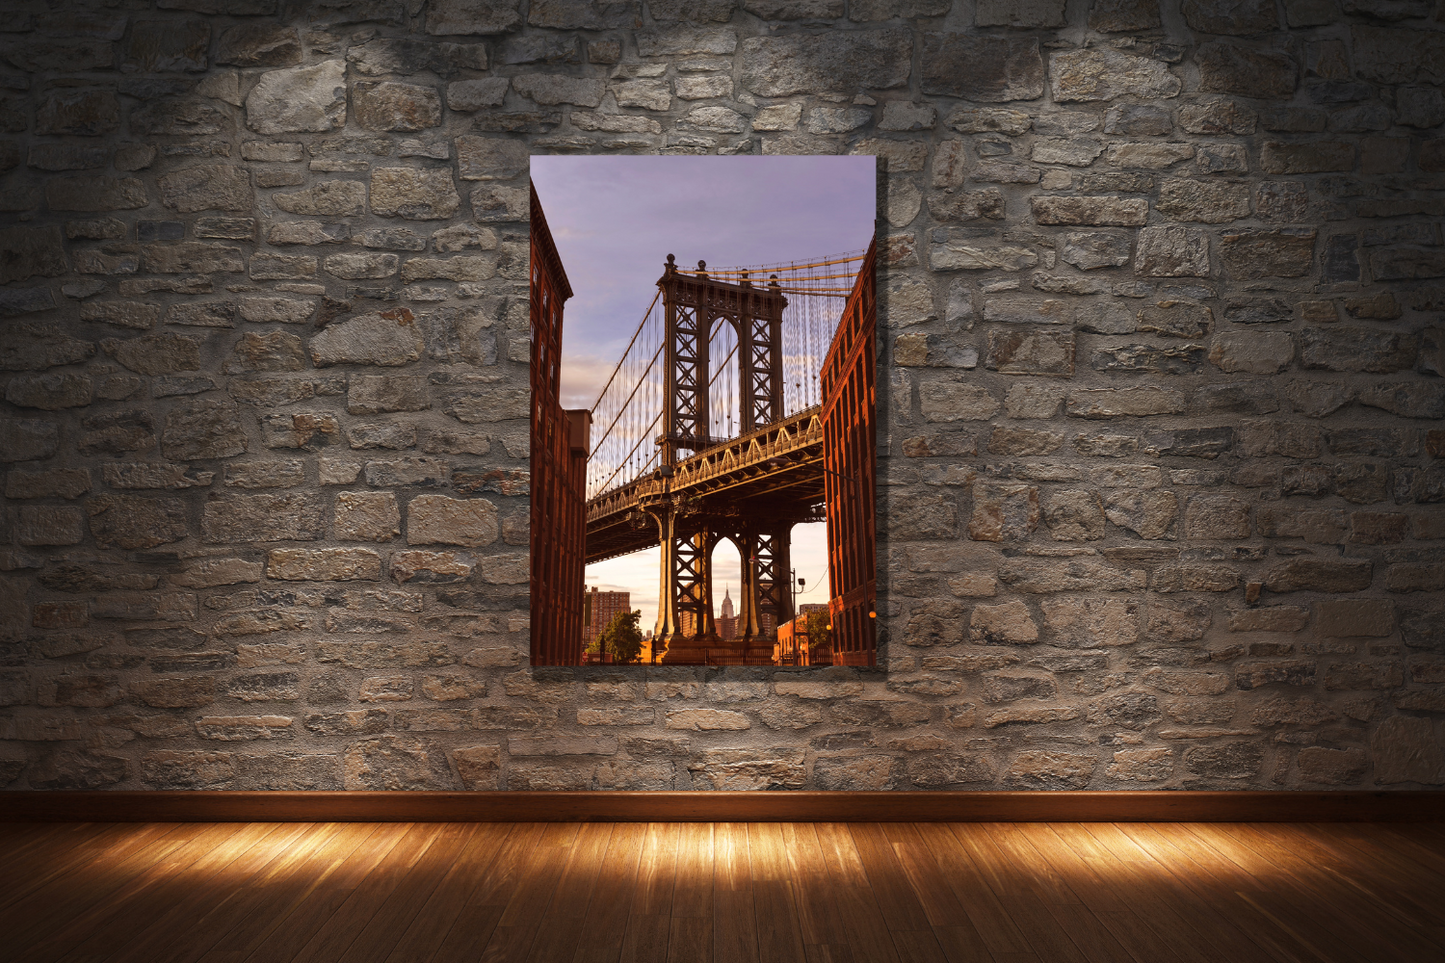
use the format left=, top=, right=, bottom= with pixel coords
left=2, top=0, right=1443, bottom=792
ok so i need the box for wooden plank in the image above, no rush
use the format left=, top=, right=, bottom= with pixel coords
left=0, top=822, right=196, bottom=948
left=847, top=823, right=931, bottom=932
left=103, top=821, right=336, bottom=963
left=620, top=914, right=670, bottom=963
left=812, top=824, right=902, bottom=963
left=713, top=822, right=759, bottom=963
left=747, top=826, right=807, bottom=963
left=208, top=822, right=392, bottom=963
left=1137, top=823, right=1331, bottom=963
left=1266, top=823, right=1445, bottom=929
left=911, top=823, right=1036, bottom=961
left=38, top=822, right=257, bottom=963
left=287, top=823, right=448, bottom=963
left=381, top=821, right=516, bottom=963
left=1055, top=824, right=1270, bottom=963
left=671, top=822, right=714, bottom=919
left=780, top=822, right=852, bottom=950
left=668, top=916, right=713, bottom=963
left=944, top=823, right=1089, bottom=963
left=573, top=822, right=648, bottom=963
left=5, top=791, right=1442, bottom=823
left=335, top=822, right=481, bottom=963
left=0, top=821, right=132, bottom=913
left=1225, top=823, right=1445, bottom=961
left=887, top=929, right=950, bottom=963
left=1118, top=823, right=1315, bottom=963
left=631, top=822, right=681, bottom=919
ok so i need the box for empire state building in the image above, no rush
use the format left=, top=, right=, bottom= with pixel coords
left=718, top=586, right=738, bottom=641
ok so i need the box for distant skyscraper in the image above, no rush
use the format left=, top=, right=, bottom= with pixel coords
left=718, top=586, right=738, bottom=640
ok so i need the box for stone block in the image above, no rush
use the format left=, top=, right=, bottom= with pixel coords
left=246, top=61, right=346, bottom=134
left=921, top=34, right=1043, bottom=102
left=407, top=495, right=499, bottom=547
left=1032, top=196, right=1147, bottom=226
left=1263, top=557, right=1372, bottom=593
left=969, top=485, right=1040, bottom=543
left=215, top=24, right=301, bottom=66
left=201, top=492, right=325, bottom=543
left=1050, top=47, right=1180, bottom=102
left=1315, top=599, right=1395, bottom=637
left=1197, top=42, right=1297, bottom=98
left=275, top=181, right=367, bottom=217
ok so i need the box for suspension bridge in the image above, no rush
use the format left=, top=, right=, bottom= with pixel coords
left=580, top=249, right=874, bottom=665
left=529, top=184, right=878, bottom=666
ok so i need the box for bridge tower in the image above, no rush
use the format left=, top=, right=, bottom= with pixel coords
left=652, top=255, right=792, bottom=664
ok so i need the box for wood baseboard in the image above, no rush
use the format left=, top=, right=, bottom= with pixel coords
left=1, top=790, right=1441, bottom=822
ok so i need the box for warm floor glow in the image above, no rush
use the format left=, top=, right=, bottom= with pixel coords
left=4, top=820, right=1443, bottom=962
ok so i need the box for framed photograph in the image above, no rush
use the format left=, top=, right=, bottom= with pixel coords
left=529, top=156, right=877, bottom=667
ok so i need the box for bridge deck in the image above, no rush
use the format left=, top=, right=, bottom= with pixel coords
left=584, top=407, right=826, bottom=565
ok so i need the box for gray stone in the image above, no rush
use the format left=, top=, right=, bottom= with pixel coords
left=1031, top=197, right=1148, bottom=227
left=1197, top=43, right=1297, bottom=98
left=1060, top=232, right=1131, bottom=271
left=370, top=169, right=460, bottom=220
left=311, top=310, right=425, bottom=367
left=216, top=24, right=301, bottom=66
left=945, top=107, right=1031, bottom=135
left=985, top=330, right=1075, bottom=376
left=456, top=136, right=529, bottom=181
left=161, top=400, right=248, bottom=461
left=45, top=177, right=148, bottom=212
left=4, top=373, right=92, bottom=410
left=447, top=78, right=510, bottom=112
left=528, top=0, right=642, bottom=28
left=1087, top=0, right=1161, bottom=28
left=0, top=226, right=67, bottom=285
left=36, top=90, right=121, bottom=136
left=355, top=82, right=442, bottom=132
left=18, top=507, right=86, bottom=546
left=201, top=492, right=325, bottom=543
left=1157, top=178, right=1251, bottom=223
left=976, top=0, right=1065, bottom=26
left=86, top=494, right=189, bottom=550
left=427, top=0, right=524, bottom=33
left=1260, top=141, right=1354, bottom=174
left=274, top=181, right=367, bottom=217
left=158, top=165, right=253, bottom=214
left=1183, top=0, right=1278, bottom=33
left=1050, top=48, right=1180, bottom=103
left=1300, top=327, right=1417, bottom=374
left=125, top=19, right=210, bottom=73
left=246, top=61, right=347, bottom=134
left=1352, top=25, right=1445, bottom=86
left=249, top=254, right=316, bottom=281
left=1220, top=229, right=1316, bottom=279
left=324, top=253, right=399, bottom=280
left=469, top=186, right=529, bottom=223
left=408, top=495, right=499, bottom=547
left=132, top=100, right=232, bottom=137
left=921, top=35, right=1043, bottom=102
left=1134, top=227, right=1209, bottom=277
left=1208, top=331, right=1294, bottom=374
left=1371, top=715, right=1445, bottom=785
left=102, top=333, right=202, bottom=376
left=0, top=287, right=59, bottom=318
left=142, top=242, right=245, bottom=275
left=27, top=145, right=110, bottom=171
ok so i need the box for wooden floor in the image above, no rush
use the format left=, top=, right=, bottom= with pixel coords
left=2, top=822, right=1443, bottom=963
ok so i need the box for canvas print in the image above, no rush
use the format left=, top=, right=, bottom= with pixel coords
left=529, top=156, right=876, bottom=667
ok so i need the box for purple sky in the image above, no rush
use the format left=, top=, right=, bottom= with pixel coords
left=530, top=155, right=877, bottom=409
left=530, top=155, right=876, bottom=639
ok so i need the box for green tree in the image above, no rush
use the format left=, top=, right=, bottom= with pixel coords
left=600, top=609, right=644, bottom=664
left=805, top=610, right=831, bottom=663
